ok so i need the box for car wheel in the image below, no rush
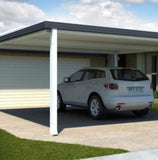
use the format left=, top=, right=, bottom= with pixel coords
left=57, top=92, right=66, bottom=112
left=133, top=108, right=149, bottom=117
left=88, top=95, right=105, bottom=120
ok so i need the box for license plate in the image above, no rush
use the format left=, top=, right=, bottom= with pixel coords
left=128, top=87, right=143, bottom=93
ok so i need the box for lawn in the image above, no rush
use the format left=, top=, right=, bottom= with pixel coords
left=153, top=103, right=158, bottom=111
left=0, top=129, right=127, bottom=160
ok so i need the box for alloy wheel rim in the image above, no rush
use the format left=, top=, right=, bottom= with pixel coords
left=90, top=99, right=100, bottom=116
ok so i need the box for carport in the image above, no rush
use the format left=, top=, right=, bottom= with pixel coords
left=0, top=21, right=158, bottom=135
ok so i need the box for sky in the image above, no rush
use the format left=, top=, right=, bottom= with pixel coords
left=0, top=0, right=158, bottom=33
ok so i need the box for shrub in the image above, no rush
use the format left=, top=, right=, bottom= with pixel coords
left=153, top=90, right=158, bottom=98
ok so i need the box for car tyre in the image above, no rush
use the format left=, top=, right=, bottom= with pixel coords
left=57, top=92, right=66, bottom=112
left=133, top=108, right=149, bottom=117
left=88, top=95, right=105, bottom=120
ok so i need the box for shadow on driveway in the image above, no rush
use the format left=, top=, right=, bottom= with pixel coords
left=1, top=107, right=158, bottom=132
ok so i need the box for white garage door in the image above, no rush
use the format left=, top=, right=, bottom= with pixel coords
left=58, top=57, right=90, bottom=83
left=0, top=55, right=49, bottom=108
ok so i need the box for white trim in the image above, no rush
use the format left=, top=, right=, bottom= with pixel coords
left=50, top=29, right=58, bottom=136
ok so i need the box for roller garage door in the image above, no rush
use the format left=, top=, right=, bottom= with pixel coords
left=0, top=55, right=90, bottom=108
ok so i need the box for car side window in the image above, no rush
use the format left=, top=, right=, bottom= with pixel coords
left=70, top=71, right=84, bottom=82
left=96, top=70, right=106, bottom=78
left=83, top=70, right=96, bottom=81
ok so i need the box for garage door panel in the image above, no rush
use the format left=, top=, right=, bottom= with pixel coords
left=0, top=56, right=49, bottom=90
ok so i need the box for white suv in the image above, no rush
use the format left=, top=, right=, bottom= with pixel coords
left=58, top=67, right=154, bottom=119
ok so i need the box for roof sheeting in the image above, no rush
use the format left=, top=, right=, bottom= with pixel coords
left=1, top=21, right=158, bottom=42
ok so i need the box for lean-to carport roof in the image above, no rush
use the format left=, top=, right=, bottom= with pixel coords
left=1, top=21, right=158, bottom=41
left=1, top=21, right=158, bottom=54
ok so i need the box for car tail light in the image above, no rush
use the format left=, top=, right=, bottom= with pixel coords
left=150, top=83, right=153, bottom=89
left=104, top=83, right=118, bottom=89
left=148, top=102, right=153, bottom=104
left=104, top=84, right=109, bottom=88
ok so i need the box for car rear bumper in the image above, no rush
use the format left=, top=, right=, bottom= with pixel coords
left=104, top=95, right=154, bottom=111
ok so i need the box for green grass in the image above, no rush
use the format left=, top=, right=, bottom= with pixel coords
left=0, top=129, right=128, bottom=160
left=153, top=103, right=158, bottom=111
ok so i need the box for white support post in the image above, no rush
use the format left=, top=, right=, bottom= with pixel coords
left=114, top=53, right=118, bottom=67
left=50, top=29, right=58, bottom=136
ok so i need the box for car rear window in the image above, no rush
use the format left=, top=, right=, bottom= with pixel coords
left=110, top=69, right=149, bottom=81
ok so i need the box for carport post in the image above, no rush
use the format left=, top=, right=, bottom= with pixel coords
left=114, top=53, right=118, bottom=67
left=50, top=29, right=58, bottom=136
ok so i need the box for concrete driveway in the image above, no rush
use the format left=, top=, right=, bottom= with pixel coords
left=0, top=107, right=158, bottom=151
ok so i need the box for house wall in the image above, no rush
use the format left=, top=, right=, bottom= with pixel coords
left=107, top=54, right=114, bottom=67
left=146, top=53, right=158, bottom=90
left=137, top=53, right=145, bottom=73
left=126, top=54, right=137, bottom=68
left=58, top=54, right=106, bottom=67
left=91, top=56, right=106, bottom=66
left=126, top=53, right=146, bottom=73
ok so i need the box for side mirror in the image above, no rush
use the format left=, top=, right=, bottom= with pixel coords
left=64, top=77, right=70, bottom=83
